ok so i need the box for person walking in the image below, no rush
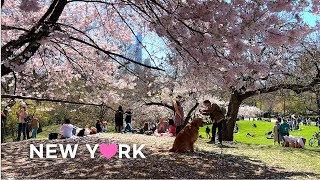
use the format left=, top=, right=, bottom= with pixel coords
left=115, top=106, right=124, bottom=132
left=173, top=96, right=184, bottom=135
left=200, top=100, right=225, bottom=145
left=16, top=104, right=28, bottom=141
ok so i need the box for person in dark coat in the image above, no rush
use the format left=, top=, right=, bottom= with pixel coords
left=115, top=106, right=124, bottom=132
left=124, top=109, right=133, bottom=132
left=96, top=120, right=102, bottom=133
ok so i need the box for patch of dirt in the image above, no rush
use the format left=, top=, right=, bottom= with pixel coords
left=1, top=134, right=319, bottom=179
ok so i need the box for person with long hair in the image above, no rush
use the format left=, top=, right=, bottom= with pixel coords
left=115, top=106, right=124, bottom=132
left=173, top=96, right=184, bottom=135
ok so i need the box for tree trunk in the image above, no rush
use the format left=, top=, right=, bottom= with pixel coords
left=1, top=99, right=16, bottom=143
left=316, top=90, right=320, bottom=115
left=184, top=103, right=199, bottom=125
left=223, top=92, right=242, bottom=141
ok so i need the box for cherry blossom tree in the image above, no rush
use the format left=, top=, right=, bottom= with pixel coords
left=2, top=0, right=320, bottom=141
left=132, top=0, right=320, bottom=140
left=1, top=0, right=168, bottom=105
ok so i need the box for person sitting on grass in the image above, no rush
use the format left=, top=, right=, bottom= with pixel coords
left=168, top=119, right=176, bottom=136
left=157, top=118, right=168, bottom=133
left=234, top=124, right=239, bottom=133
left=60, top=118, right=74, bottom=139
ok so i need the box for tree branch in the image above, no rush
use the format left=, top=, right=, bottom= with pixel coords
left=242, top=76, right=320, bottom=100
left=1, top=25, right=30, bottom=32
left=184, top=102, right=199, bottom=125
left=144, top=102, right=174, bottom=111
left=1, top=94, right=115, bottom=111
left=69, top=36, right=165, bottom=71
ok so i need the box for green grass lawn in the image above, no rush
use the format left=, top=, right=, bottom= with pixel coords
left=6, top=120, right=319, bottom=150
left=200, top=120, right=320, bottom=149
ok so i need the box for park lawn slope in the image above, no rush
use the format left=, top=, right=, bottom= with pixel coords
left=199, top=120, right=319, bottom=148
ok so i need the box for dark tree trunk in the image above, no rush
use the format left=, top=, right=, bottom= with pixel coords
left=184, top=102, right=199, bottom=125
left=223, top=92, right=242, bottom=141
left=316, top=90, right=320, bottom=115
left=1, top=99, right=16, bottom=143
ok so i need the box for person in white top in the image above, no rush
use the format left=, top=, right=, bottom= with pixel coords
left=60, top=118, right=74, bottom=139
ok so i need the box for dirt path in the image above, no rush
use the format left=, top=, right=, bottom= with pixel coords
left=1, top=133, right=319, bottom=179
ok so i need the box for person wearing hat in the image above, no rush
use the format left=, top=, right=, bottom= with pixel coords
left=173, top=96, right=184, bottom=135
left=273, top=120, right=281, bottom=145
left=16, top=103, right=29, bottom=141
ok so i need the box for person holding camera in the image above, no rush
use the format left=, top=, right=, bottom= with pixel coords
left=16, top=103, right=29, bottom=141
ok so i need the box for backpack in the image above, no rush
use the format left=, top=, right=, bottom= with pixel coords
left=24, top=115, right=32, bottom=123
left=37, top=123, right=43, bottom=133
left=48, top=133, right=58, bottom=140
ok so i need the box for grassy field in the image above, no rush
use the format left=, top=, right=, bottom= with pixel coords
left=199, top=120, right=320, bottom=149
left=5, top=120, right=319, bottom=149
left=2, top=121, right=320, bottom=179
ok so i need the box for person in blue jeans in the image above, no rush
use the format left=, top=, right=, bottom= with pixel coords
left=124, top=109, right=133, bottom=132
left=16, top=104, right=28, bottom=141
left=30, top=117, right=39, bottom=138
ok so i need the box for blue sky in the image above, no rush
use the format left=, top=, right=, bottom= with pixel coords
left=137, top=10, right=319, bottom=66
left=301, top=12, right=319, bottom=27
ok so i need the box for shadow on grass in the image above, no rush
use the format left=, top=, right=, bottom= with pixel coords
left=1, top=138, right=319, bottom=179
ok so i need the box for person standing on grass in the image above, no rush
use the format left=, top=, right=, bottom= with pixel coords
left=115, top=106, right=124, bottom=133
left=200, top=100, right=225, bottom=145
left=16, top=104, right=28, bottom=141
left=30, top=117, right=39, bottom=138
left=273, top=121, right=281, bottom=145
left=173, top=96, right=184, bottom=135
left=124, top=109, right=133, bottom=132
left=96, top=120, right=102, bottom=133
left=280, top=119, right=290, bottom=141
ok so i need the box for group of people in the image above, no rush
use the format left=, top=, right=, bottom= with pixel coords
left=144, top=99, right=226, bottom=145
left=15, top=104, right=40, bottom=141
left=12, top=97, right=228, bottom=144
left=113, top=96, right=186, bottom=136
left=95, top=120, right=107, bottom=133
left=272, top=118, right=292, bottom=145
left=114, top=106, right=133, bottom=133
left=60, top=118, right=106, bottom=139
